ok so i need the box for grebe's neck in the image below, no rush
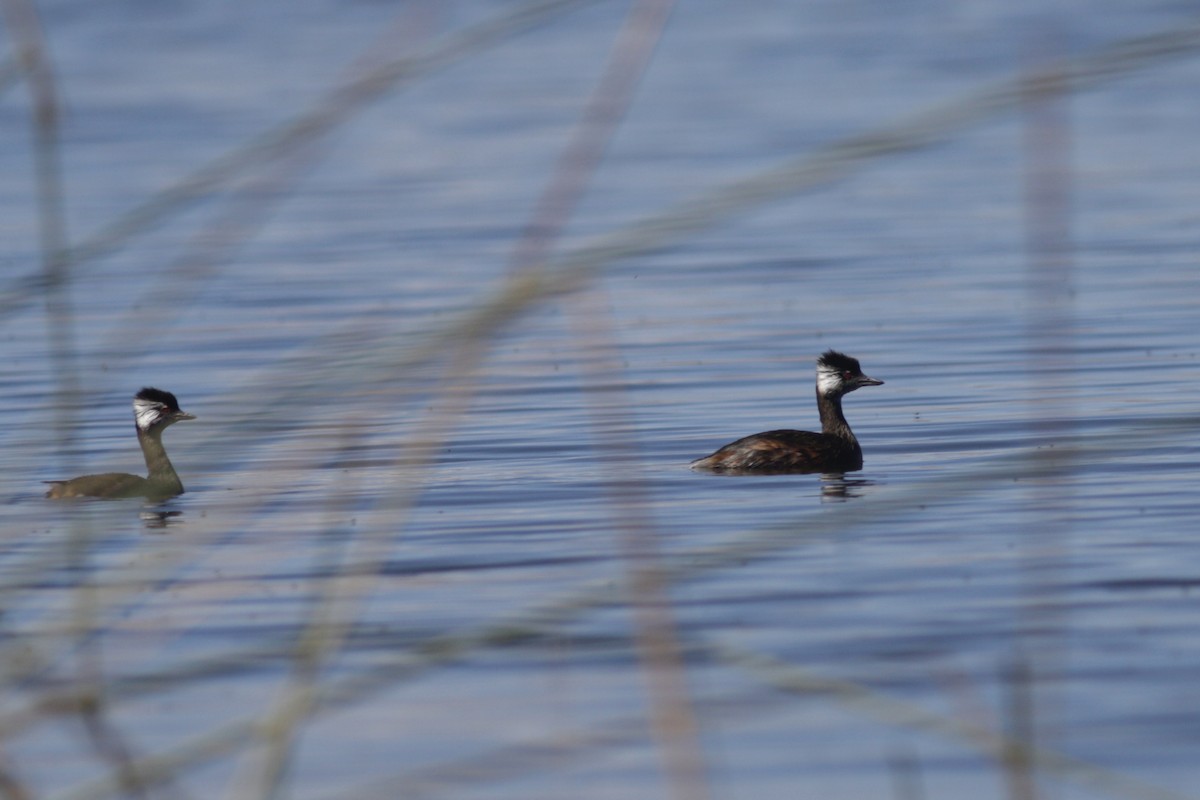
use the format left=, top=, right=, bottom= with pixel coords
left=817, top=389, right=856, bottom=442
left=137, top=427, right=184, bottom=494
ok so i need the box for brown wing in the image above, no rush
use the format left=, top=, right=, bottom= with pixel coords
left=691, top=429, right=862, bottom=474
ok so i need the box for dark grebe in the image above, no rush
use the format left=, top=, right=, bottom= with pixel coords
left=45, top=388, right=196, bottom=500
left=691, top=350, right=883, bottom=474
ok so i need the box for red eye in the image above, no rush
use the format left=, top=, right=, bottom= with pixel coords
left=843, top=371, right=853, bottom=379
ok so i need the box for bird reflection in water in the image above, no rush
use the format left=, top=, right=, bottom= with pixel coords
left=140, top=509, right=184, bottom=530
left=820, top=474, right=874, bottom=501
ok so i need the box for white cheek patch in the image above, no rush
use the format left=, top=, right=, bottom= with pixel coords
left=817, top=365, right=841, bottom=395
left=133, top=399, right=164, bottom=431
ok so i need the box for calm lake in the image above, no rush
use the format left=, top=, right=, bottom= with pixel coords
left=2, top=1, right=1199, bottom=798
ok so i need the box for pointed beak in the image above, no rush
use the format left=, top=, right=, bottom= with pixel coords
left=175, top=410, right=197, bottom=421
left=859, top=375, right=884, bottom=387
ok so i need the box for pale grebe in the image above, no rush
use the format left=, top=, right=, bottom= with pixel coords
left=45, top=387, right=196, bottom=500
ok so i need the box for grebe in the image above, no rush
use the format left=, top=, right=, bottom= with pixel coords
left=691, top=350, right=883, bottom=474
left=45, top=387, right=196, bottom=500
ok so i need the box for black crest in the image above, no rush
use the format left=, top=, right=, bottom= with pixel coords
left=136, top=387, right=182, bottom=411
left=818, top=350, right=862, bottom=374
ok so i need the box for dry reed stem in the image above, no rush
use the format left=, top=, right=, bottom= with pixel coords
left=39, top=428, right=1199, bottom=800
left=710, top=643, right=1193, bottom=800
left=0, top=0, right=604, bottom=319
left=10, top=10, right=1200, bottom=800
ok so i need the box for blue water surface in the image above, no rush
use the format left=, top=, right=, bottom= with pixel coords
left=2, top=1, right=1199, bottom=798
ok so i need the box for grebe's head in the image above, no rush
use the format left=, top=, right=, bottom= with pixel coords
left=816, top=350, right=884, bottom=397
left=133, top=387, right=196, bottom=432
